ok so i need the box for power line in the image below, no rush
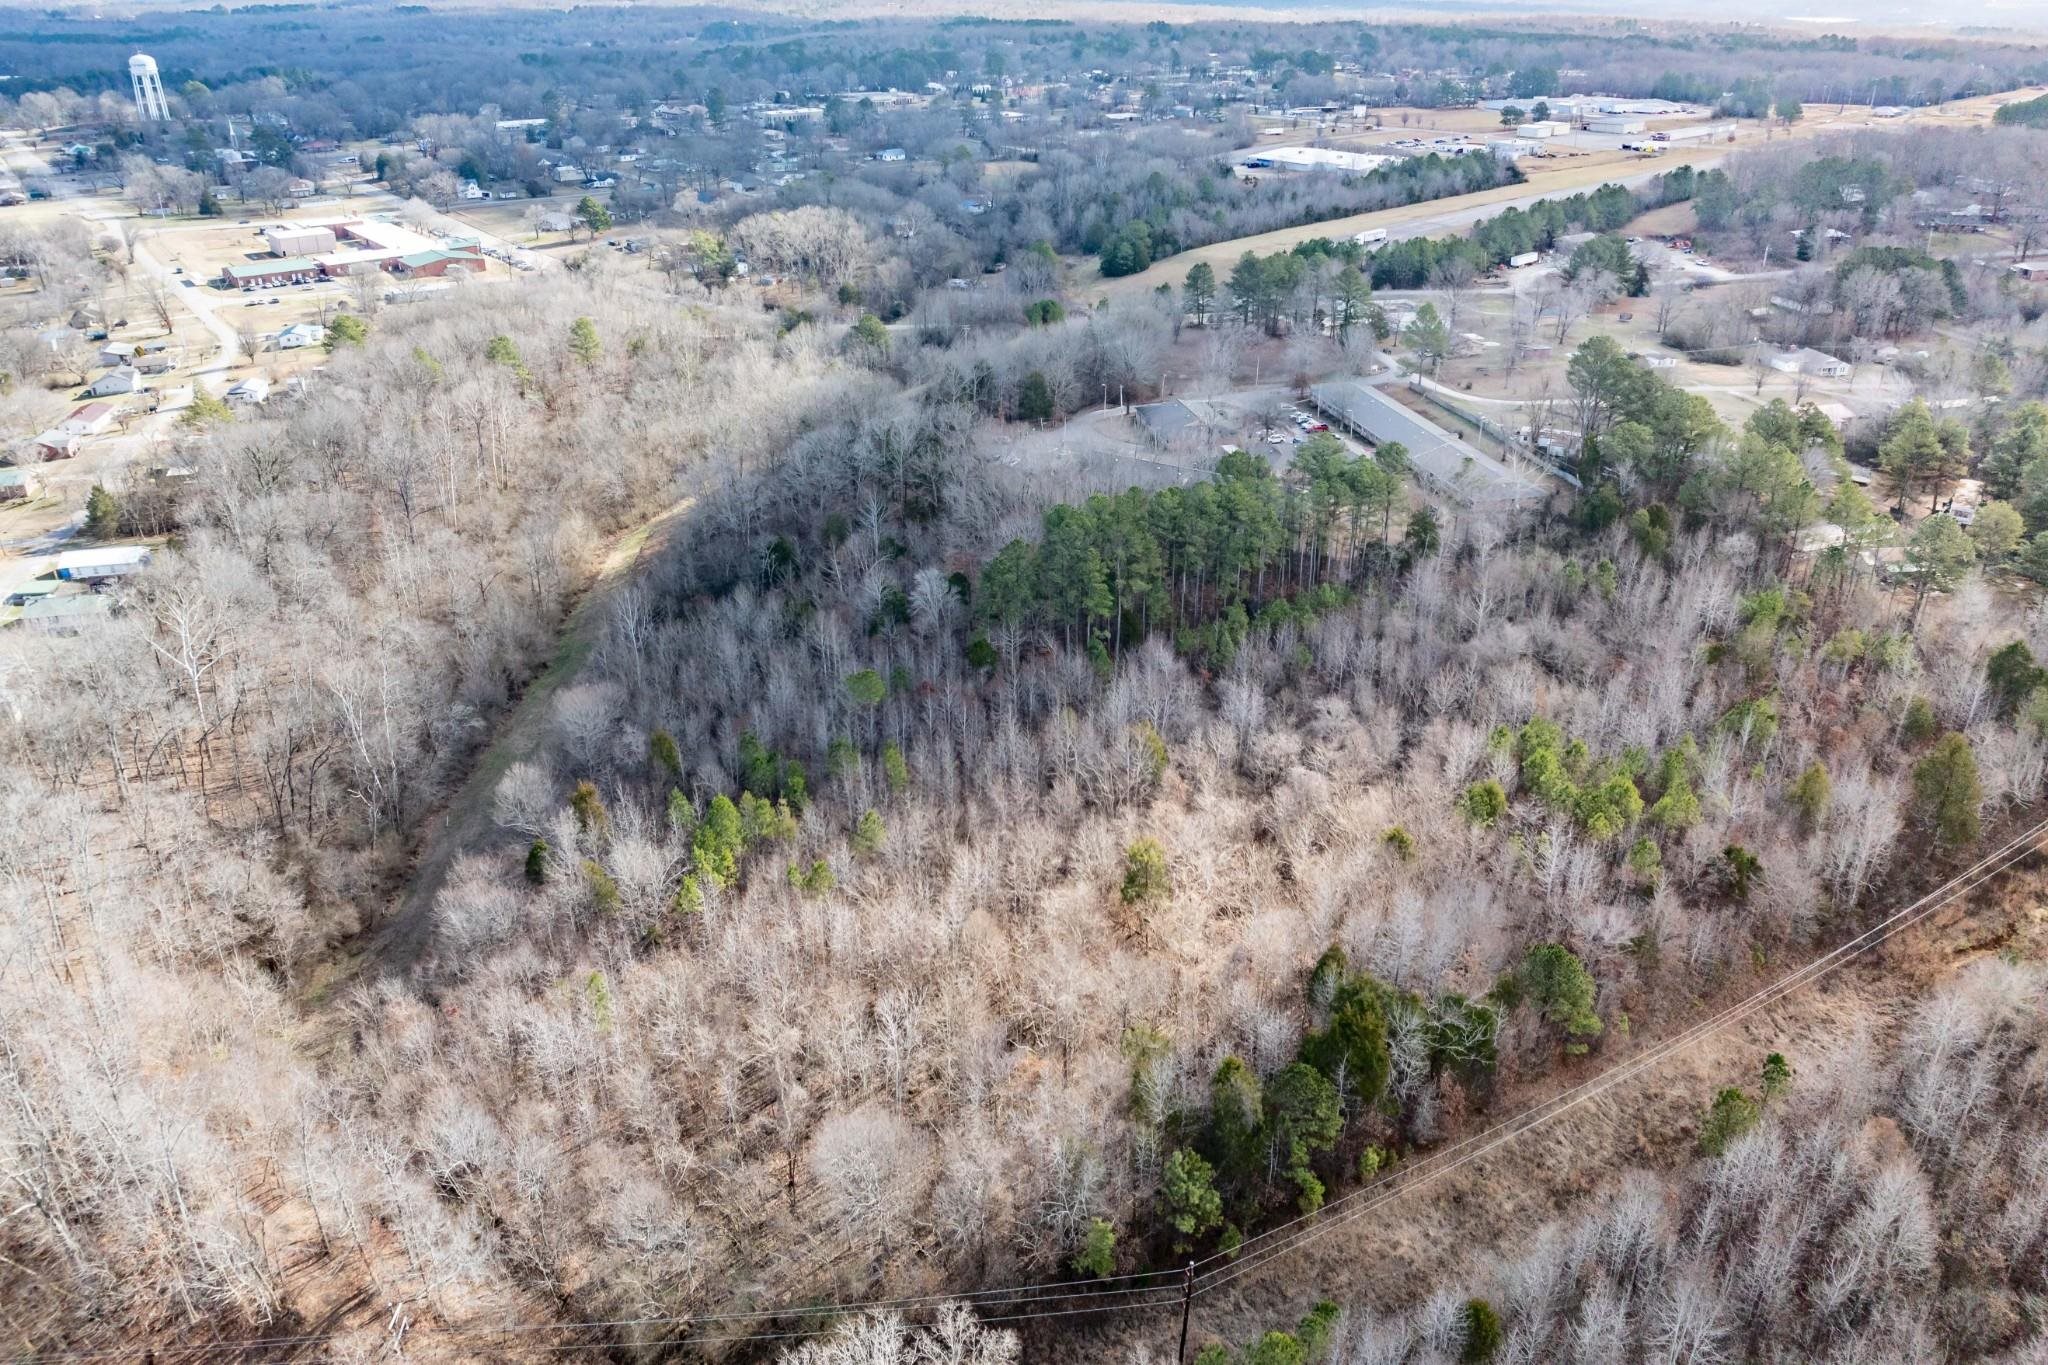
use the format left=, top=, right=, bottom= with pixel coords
left=16, top=1265, right=1187, bottom=1362
left=1185, top=818, right=2048, bottom=1297
left=19, top=822, right=2042, bottom=1363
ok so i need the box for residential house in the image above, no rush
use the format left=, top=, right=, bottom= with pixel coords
left=55, top=546, right=151, bottom=581
left=98, top=339, right=168, bottom=368
left=58, top=403, right=116, bottom=437
left=876, top=147, right=908, bottom=162
left=552, top=164, right=585, bottom=183
left=2012, top=261, right=2048, bottom=283
left=225, top=377, right=271, bottom=406
left=0, top=467, right=40, bottom=501
left=15, top=592, right=111, bottom=634
left=275, top=323, right=327, bottom=350
left=30, top=430, right=82, bottom=461
left=81, top=367, right=142, bottom=399
left=287, top=178, right=317, bottom=197
left=1767, top=347, right=1852, bottom=378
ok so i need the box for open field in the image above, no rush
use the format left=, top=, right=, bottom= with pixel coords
left=1087, top=86, right=2044, bottom=303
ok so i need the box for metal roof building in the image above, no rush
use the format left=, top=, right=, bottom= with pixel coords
left=1308, top=380, right=1548, bottom=508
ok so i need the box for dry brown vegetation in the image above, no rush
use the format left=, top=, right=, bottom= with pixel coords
left=8, top=111, right=2048, bottom=1365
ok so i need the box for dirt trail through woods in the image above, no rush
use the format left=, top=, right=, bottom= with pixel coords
left=1039, top=851, right=2048, bottom=1362
left=360, top=497, right=694, bottom=975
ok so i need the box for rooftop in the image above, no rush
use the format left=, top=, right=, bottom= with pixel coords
left=226, top=257, right=318, bottom=279
left=1308, top=380, right=1548, bottom=508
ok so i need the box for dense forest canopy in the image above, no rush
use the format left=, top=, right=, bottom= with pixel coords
left=6, top=6, right=2048, bottom=1359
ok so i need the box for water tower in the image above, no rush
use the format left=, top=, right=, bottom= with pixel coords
left=129, top=53, right=170, bottom=122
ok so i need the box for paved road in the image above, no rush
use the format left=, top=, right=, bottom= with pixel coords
left=128, top=227, right=240, bottom=379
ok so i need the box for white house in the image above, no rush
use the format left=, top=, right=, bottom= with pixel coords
left=58, top=402, right=116, bottom=437
left=551, top=164, right=585, bottom=184
left=81, top=366, right=142, bottom=398
left=459, top=180, right=488, bottom=200
left=876, top=147, right=908, bottom=162
left=275, top=323, right=327, bottom=350
left=55, top=546, right=151, bottom=581
left=1768, top=347, right=1851, bottom=378
left=225, top=376, right=271, bottom=406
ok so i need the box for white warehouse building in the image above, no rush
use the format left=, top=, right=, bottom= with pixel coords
left=1243, top=146, right=1392, bottom=174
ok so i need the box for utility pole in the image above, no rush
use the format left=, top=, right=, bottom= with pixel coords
left=1176, top=1261, right=1196, bottom=1364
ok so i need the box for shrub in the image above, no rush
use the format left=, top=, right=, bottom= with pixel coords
left=1912, top=733, right=1981, bottom=847
left=1698, top=1086, right=1761, bottom=1155
left=1459, top=779, right=1508, bottom=826
left=1121, top=838, right=1170, bottom=905
left=1522, top=943, right=1602, bottom=1045
left=582, top=859, right=620, bottom=914
left=1461, top=1299, right=1504, bottom=1363
left=1072, top=1217, right=1115, bottom=1278
left=1160, top=1148, right=1222, bottom=1250
left=853, top=809, right=887, bottom=857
